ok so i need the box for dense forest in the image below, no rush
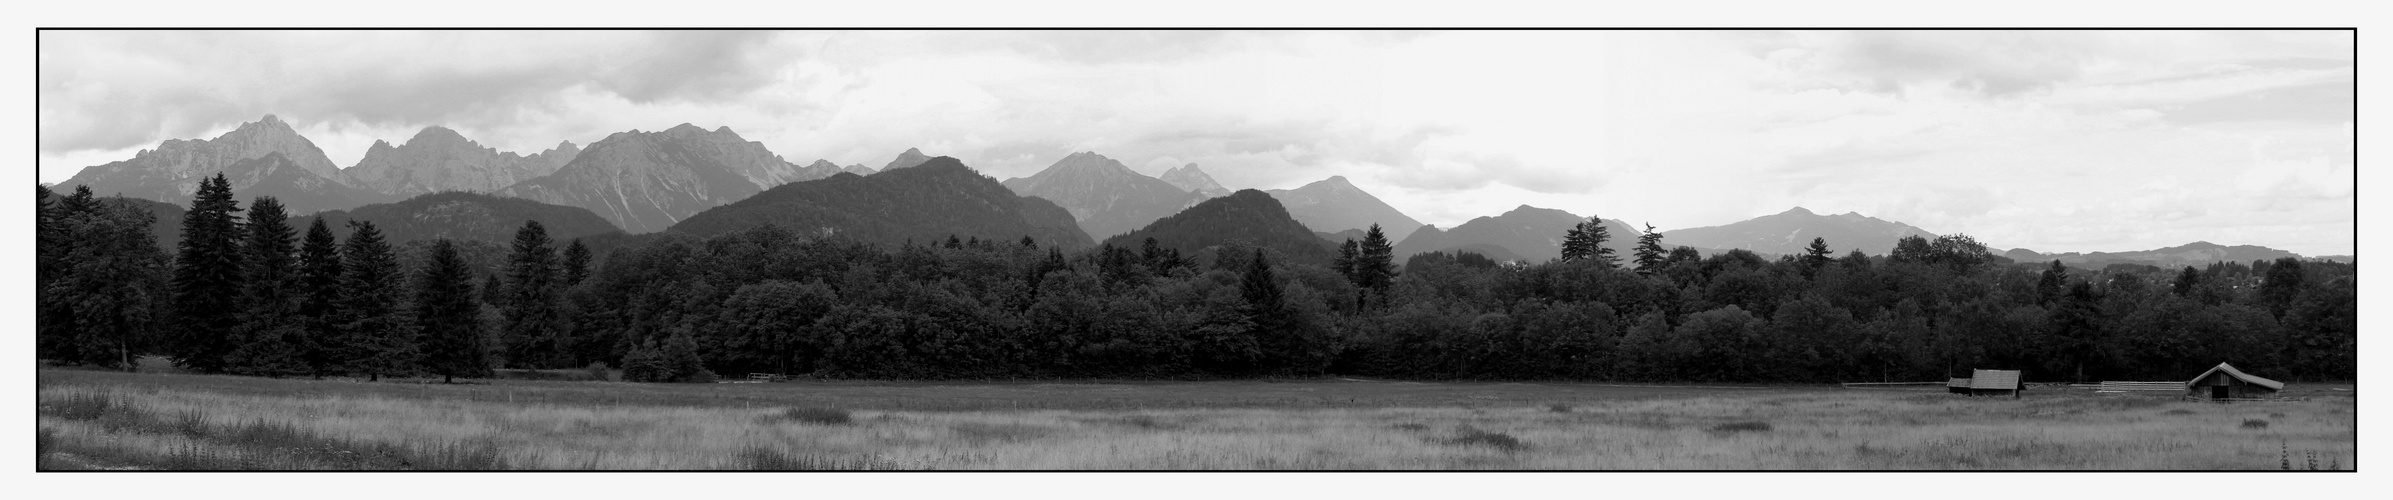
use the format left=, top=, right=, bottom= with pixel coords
left=36, top=178, right=2358, bottom=384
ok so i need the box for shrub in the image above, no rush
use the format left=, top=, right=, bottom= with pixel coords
left=1707, top=421, right=1773, bottom=434
left=620, top=341, right=668, bottom=382
left=2241, top=419, right=2269, bottom=429
left=584, top=362, right=611, bottom=382
left=1547, top=403, right=1572, bottom=413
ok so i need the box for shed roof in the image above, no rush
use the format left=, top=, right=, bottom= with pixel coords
left=2187, top=363, right=2284, bottom=391
left=1969, top=369, right=2021, bottom=390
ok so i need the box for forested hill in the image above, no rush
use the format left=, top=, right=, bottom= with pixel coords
left=666, top=156, right=1095, bottom=250
left=1103, top=189, right=1338, bottom=266
left=297, top=191, right=624, bottom=244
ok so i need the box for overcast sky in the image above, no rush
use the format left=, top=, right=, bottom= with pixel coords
left=36, top=30, right=2354, bottom=256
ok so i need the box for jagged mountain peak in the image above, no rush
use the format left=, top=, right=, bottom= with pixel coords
left=883, top=147, right=935, bottom=171
left=1160, top=162, right=1233, bottom=199
left=61, top=113, right=357, bottom=202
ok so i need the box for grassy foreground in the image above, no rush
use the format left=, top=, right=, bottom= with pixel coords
left=35, top=368, right=2355, bottom=470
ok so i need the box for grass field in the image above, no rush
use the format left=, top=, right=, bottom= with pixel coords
left=35, top=366, right=2356, bottom=470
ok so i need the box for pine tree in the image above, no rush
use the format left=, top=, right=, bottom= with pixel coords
left=1801, top=237, right=1834, bottom=277
left=1633, top=223, right=1667, bottom=276
left=1240, top=248, right=1288, bottom=346
left=1356, top=224, right=1397, bottom=293
left=334, top=221, right=416, bottom=381
left=226, top=197, right=308, bottom=377
left=36, top=185, right=72, bottom=362
left=169, top=173, right=246, bottom=373
left=1585, top=217, right=1617, bottom=268
left=2172, top=266, right=2202, bottom=297
left=560, top=238, right=593, bottom=287
left=1560, top=223, right=1590, bottom=262
left=2036, top=260, right=2068, bottom=306
left=1332, top=239, right=1360, bottom=283
left=414, top=239, right=490, bottom=383
left=295, top=218, right=344, bottom=377
left=502, top=220, right=563, bottom=368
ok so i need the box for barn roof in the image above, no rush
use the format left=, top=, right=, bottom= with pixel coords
left=2188, top=363, right=2284, bottom=391
left=1969, top=369, right=2021, bottom=390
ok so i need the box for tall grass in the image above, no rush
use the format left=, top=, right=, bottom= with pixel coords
left=35, top=370, right=2358, bottom=470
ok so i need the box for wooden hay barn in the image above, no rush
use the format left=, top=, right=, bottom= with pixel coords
left=1948, top=369, right=2023, bottom=398
left=2186, top=363, right=2282, bottom=400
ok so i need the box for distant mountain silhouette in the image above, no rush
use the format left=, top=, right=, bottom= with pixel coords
left=60, top=114, right=364, bottom=206
left=1001, top=151, right=1204, bottom=240
left=842, top=163, right=877, bottom=176
left=1103, top=189, right=1336, bottom=266
left=1660, top=207, right=1937, bottom=257
left=495, top=124, right=835, bottom=233
left=667, top=157, right=1093, bottom=250
left=344, top=126, right=580, bottom=197
left=1394, top=205, right=1641, bottom=263
left=1315, top=228, right=1367, bottom=243
left=1265, top=176, right=1424, bottom=242
left=297, top=191, right=623, bottom=245
left=1160, top=163, right=1233, bottom=199
left=213, top=153, right=396, bottom=214
left=880, top=147, right=935, bottom=171
left=2005, top=241, right=2308, bottom=269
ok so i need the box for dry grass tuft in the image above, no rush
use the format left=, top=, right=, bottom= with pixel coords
left=766, top=407, right=852, bottom=426
left=2241, top=419, right=2270, bottom=430
left=1706, top=421, right=1773, bottom=434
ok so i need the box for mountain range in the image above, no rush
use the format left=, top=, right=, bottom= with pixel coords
left=1102, top=189, right=1337, bottom=266
left=1160, top=163, right=1233, bottom=199
left=1393, top=205, right=1643, bottom=263
left=1001, top=151, right=1204, bottom=240
left=1657, top=207, right=1938, bottom=257
left=345, top=126, right=580, bottom=197
left=668, top=157, right=1093, bottom=250
left=49, top=115, right=2345, bottom=268
left=1265, top=176, right=1425, bottom=242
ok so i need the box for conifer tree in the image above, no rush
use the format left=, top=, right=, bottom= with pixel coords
left=1240, top=248, right=1286, bottom=337
left=1355, top=224, right=1397, bottom=293
left=169, top=173, right=246, bottom=372
left=560, top=238, right=593, bottom=287
left=1332, top=239, right=1360, bottom=283
left=294, top=218, right=344, bottom=377
left=1585, top=217, right=1618, bottom=268
left=502, top=220, right=563, bottom=368
left=1800, top=237, right=1834, bottom=277
left=1560, top=223, right=1590, bottom=262
left=335, top=221, right=416, bottom=381
left=1633, top=223, right=1667, bottom=275
left=414, top=239, right=490, bottom=383
left=2171, top=266, right=2202, bottom=297
left=226, top=197, right=308, bottom=376
left=36, top=185, right=71, bottom=361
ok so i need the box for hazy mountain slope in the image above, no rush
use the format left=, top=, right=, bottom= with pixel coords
left=1659, top=207, right=1938, bottom=257
left=494, top=124, right=802, bottom=233
left=667, top=157, right=1093, bottom=250
left=1264, top=176, right=1424, bottom=242
left=2005, top=241, right=2306, bottom=269
left=344, top=126, right=581, bottom=197
left=1102, top=189, right=1338, bottom=266
left=1001, top=151, right=1204, bottom=240
left=1160, top=163, right=1234, bottom=199
left=215, top=153, right=396, bottom=214
left=298, top=191, right=623, bottom=245
left=1394, top=205, right=1640, bottom=263
left=59, top=114, right=361, bottom=203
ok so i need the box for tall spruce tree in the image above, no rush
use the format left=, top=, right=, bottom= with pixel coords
left=1355, top=224, right=1397, bottom=293
left=560, top=238, right=593, bottom=287
left=1240, top=248, right=1287, bottom=338
left=1332, top=239, right=1360, bottom=282
left=36, top=185, right=74, bottom=362
left=335, top=221, right=416, bottom=381
left=226, top=197, right=308, bottom=376
left=502, top=221, right=564, bottom=368
left=295, top=218, right=344, bottom=377
left=1585, top=217, right=1617, bottom=268
left=414, top=239, right=491, bottom=383
left=1560, top=222, right=1591, bottom=262
left=1633, top=223, right=1667, bottom=276
left=169, top=173, right=246, bottom=372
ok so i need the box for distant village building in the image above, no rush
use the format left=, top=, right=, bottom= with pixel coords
left=2186, top=363, right=2283, bottom=400
left=1947, top=369, right=2024, bottom=398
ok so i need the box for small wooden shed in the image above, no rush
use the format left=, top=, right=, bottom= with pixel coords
left=2186, top=363, right=2282, bottom=400
left=1948, top=369, right=2024, bottom=398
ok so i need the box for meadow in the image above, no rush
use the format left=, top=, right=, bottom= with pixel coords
left=35, top=366, right=2356, bottom=470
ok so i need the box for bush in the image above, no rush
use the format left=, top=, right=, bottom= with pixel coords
left=620, top=341, right=668, bottom=383
left=2241, top=419, right=2269, bottom=429
left=584, top=362, right=611, bottom=382
left=1547, top=403, right=1572, bottom=413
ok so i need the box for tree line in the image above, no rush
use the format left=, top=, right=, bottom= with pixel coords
left=37, top=180, right=2357, bottom=384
